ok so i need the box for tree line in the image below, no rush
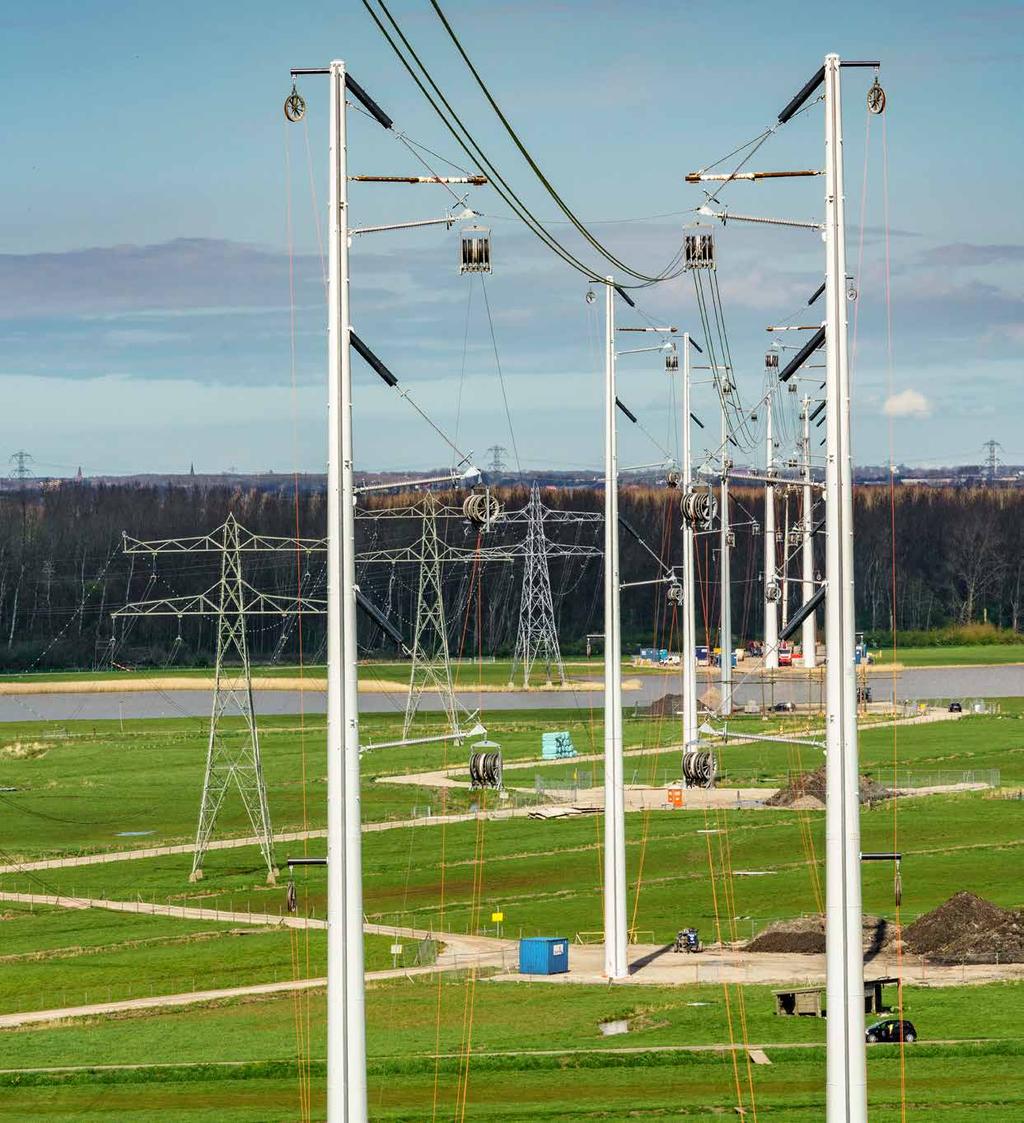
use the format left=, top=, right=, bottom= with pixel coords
left=0, top=480, right=1018, bottom=670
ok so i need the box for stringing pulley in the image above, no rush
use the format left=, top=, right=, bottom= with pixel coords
left=284, top=84, right=307, bottom=123
left=286, top=878, right=298, bottom=913
left=866, top=77, right=886, bottom=115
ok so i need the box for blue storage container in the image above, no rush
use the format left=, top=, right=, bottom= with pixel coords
left=519, top=936, right=569, bottom=975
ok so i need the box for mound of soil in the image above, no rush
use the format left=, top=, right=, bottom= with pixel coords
left=746, top=915, right=825, bottom=954
left=746, top=914, right=897, bottom=957
left=765, top=765, right=892, bottom=808
left=903, top=891, right=1024, bottom=965
left=647, top=692, right=684, bottom=719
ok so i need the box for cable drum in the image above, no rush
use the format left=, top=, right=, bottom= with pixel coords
left=680, top=486, right=718, bottom=529
left=469, top=749, right=503, bottom=789
left=681, top=749, right=717, bottom=789
left=463, top=491, right=502, bottom=529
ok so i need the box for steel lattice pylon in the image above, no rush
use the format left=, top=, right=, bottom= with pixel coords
left=509, top=485, right=565, bottom=687
left=192, top=518, right=276, bottom=884
left=113, top=514, right=326, bottom=883
left=403, top=499, right=468, bottom=737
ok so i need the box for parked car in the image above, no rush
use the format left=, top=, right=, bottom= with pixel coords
left=771, top=701, right=796, bottom=713
left=948, top=701, right=963, bottom=713
left=866, top=1018, right=917, bottom=1044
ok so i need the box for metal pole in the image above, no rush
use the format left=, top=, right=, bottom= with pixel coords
left=603, top=277, right=628, bottom=980
left=327, top=59, right=367, bottom=1123
left=764, top=394, right=779, bottom=670
left=801, top=397, right=817, bottom=670
left=823, top=52, right=867, bottom=1123
left=681, top=335, right=698, bottom=751
left=781, top=490, right=791, bottom=633
left=719, top=402, right=733, bottom=716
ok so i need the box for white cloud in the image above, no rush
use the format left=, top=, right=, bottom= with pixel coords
left=883, top=389, right=932, bottom=419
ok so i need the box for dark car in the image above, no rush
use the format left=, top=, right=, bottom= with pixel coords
left=948, top=701, right=963, bottom=713
left=866, top=1018, right=917, bottom=1044
left=771, top=701, right=796, bottom=713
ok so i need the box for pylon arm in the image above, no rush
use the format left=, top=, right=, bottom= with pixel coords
left=123, top=530, right=326, bottom=554
left=114, top=585, right=326, bottom=617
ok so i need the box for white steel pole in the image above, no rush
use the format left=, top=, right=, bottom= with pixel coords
left=801, top=398, right=817, bottom=670
left=719, top=403, right=732, bottom=716
left=326, top=59, right=368, bottom=1123
left=823, top=52, right=867, bottom=1123
left=763, top=394, right=779, bottom=669
left=603, top=277, right=628, bottom=980
left=681, top=335, right=698, bottom=751
left=781, top=491, right=791, bottom=634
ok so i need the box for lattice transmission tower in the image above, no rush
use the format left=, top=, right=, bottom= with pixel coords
left=403, top=498, right=464, bottom=737
left=356, top=491, right=601, bottom=736
left=114, top=514, right=326, bottom=883
left=983, top=439, right=1003, bottom=483
left=509, top=485, right=565, bottom=686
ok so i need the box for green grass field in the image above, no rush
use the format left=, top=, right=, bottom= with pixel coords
left=1, top=979, right=1023, bottom=1119
left=873, top=644, right=1024, bottom=667
left=0, top=705, right=1022, bottom=1118
left=2, top=640, right=1022, bottom=690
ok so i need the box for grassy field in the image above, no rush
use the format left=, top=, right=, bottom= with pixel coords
left=873, top=644, right=1024, bottom=667
left=0, top=902, right=428, bottom=1015
left=1, top=706, right=1022, bottom=1118
left=0, top=979, right=1022, bottom=1119
left=2, top=641, right=1023, bottom=690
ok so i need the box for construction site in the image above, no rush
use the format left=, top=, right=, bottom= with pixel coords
left=2, top=4, right=1023, bottom=1122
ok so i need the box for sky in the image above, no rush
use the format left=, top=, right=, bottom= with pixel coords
left=1, top=0, right=1021, bottom=477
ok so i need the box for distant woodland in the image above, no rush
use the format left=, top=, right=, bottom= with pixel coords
left=0, top=481, right=1020, bottom=670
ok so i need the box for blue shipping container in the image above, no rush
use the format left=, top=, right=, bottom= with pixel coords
left=519, top=936, right=569, bottom=975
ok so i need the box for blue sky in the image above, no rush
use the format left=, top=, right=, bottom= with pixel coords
left=1, top=0, right=1021, bottom=476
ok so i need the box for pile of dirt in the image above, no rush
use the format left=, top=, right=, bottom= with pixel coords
left=746, top=914, right=825, bottom=954
left=903, top=891, right=1024, bottom=964
left=746, top=914, right=897, bottom=957
left=647, top=692, right=684, bottom=719
left=765, top=765, right=892, bottom=808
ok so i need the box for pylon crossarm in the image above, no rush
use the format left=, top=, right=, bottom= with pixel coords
left=122, top=524, right=326, bottom=555
left=113, top=587, right=326, bottom=618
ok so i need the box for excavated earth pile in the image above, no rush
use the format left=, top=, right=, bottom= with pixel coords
left=903, top=891, right=1024, bottom=965
left=746, top=914, right=897, bottom=956
left=765, top=765, right=892, bottom=809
